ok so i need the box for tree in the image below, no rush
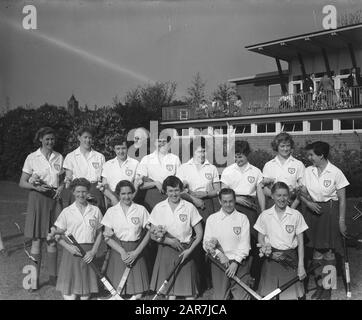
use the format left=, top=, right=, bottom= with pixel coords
left=338, top=9, right=362, bottom=27
left=212, top=82, right=236, bottom=105
left=187, top=72, right=207, bottom=108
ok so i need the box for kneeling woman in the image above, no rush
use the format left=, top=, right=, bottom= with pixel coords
left=149, top=176, right=203, bottom=300
left=54, top=178, right=103, bottom=300
left=101, top=180, right=150, bottom=300
left=254, top=182, right=308, bottom=300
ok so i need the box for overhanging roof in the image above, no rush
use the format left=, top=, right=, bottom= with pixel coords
left=229, top=70, right=288, bottom=85
left=246, top=23, right=362, bottom=61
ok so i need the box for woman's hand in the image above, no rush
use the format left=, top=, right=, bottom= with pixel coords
left=83, top=250, right=96, bottom=264
left=179, top=248, right=192, bottom=263
left=124, top=250, right=139, bottom=266
left=169, top=238, right=184, bottom=252
left=225, top=261, right=238, bottom=278
left=53, top=185, right=64, bottom=200
left=297, top=264, right=307, bottom=280
left=306, top=201, right=322, bottom=214
left=34, top=184, right=51, bottom=193
left=68, top=245, right=82, bottom=257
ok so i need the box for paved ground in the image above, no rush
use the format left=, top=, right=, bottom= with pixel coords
left=0, top=181, right=361, bottom=300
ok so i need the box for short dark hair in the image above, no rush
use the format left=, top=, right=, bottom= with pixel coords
left=305, top=141, right=330, bottom=159
left=218, top=188, right=236, bottom=200
left=162, top=176, right=183, bottom=193
left=235, top=140, right=251, bottom=156
left=190, top=136, right=206, bottom=156
left=77, top=126, right=95, bottom=137
left=33, top=127, right=56, bottom=145
left=271, top=132, right=295, bottom=151
left=115, top=180, right=136, bottom=195
left=110, top=135, right=130, bottom=149
left=70, top=178, right=91, bottom=191
left=271, top=181, right=290, bottom=195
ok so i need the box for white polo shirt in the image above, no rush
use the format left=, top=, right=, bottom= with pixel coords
left=262, top=155, right=305, bottom=189
left=63, top=147, right=105, bottom=183
left=302, top=161, right=349, bottom=202
left=102, top=157, right=139, bottom=191
left=203, top=209, right=250, bottom=263
left=101, top=202, right=149, bottom=241
left=55, top=202, right=103, bottom=244
left=148, top=199, right=202, bottom=243
left=254, top=205, right=308, bottom=250
left=22, top=149, right=64, bottom=188
left=137, top=151, right=181, bottom=183
left=177, top=159, right=220, bottom=192
left=221, top=163, right=263, bottom=197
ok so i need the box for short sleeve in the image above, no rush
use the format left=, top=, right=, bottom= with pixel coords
left=96, top=207, right=104, bottom=230
left=148, top=205, right=160, bottom=226
left=189, top=204, right=202, bottom=227
left=212, top=166, right=220, bottom=183
left=335, top=168, right=350, bottom=190
left=101, top=209, right=113, bottom=229
left=63, top=153, right=73, bottom=171
left=176, top=165, right=187, bottom=183
left=295, top=211, right=308, bottom=235
left=220, top=167, right=231, bottom=186
left=297, top=161, right=305, bottom=182
left=141, top=206, right=150, bottom=228
left=58, top=155, right=65, bottom=175
left=174, top=156, right=181, bottom=174
left=253, top=213, right=266, bottom=235
left=54, top=210, right=67, bottom=230
left=262, top=161, right=272, bottom=178
left=255, top=168, right=263, bottom=185
left=101, top=162, right=110, bottom=180
left=22, top=154, right=33, bottom=175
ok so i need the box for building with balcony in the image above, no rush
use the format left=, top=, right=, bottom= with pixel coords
left=161, top=23, right=362, bottom=152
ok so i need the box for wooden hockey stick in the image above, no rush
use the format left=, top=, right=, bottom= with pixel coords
left=342, top=235, right=352, bottom=298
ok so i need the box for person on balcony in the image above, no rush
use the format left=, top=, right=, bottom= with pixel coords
left=339, top=81, right=351, bottom=108
left=346, top=67, right=362, bottom=106
left=234, top=95, right=243, bottom=116
left=303, top=74, right=315, bottom=110
left=316, top=73, right=335, bottom=109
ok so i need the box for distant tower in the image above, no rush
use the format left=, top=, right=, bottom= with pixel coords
left=67, top=94, right=80, bottom=117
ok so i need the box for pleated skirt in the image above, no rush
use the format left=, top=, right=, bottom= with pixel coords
left=106, top=241, right=149, bottom=295
left=150, top=244, right=199, bottom=297
left=56, top=244, right=99, bottom=296
left=24, top=190, right=62, bottom=239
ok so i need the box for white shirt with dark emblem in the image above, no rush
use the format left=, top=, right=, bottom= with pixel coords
left=203, top=209, right=250, bottom=263
left=137, top=151, right=181, bottom=183
left=148, top=199, right=202, bottom=243
left=221, top=163, right=263, bottom=196
left=102, top=156, right=139, bottom=191
left=22, top=149, right=64, bottom=188
left=302, top=161, right=350, bottom=202
left=101, top=202, right=149, bottom=241
left=262, top=156, right=305, bottom=189
left=177, top=159, right=220, bottom=192
left=63, top=147, right=105, bottom=183
left=55, top=202, right=103, bottom=244
left=254, top=205, right=308, bottom=250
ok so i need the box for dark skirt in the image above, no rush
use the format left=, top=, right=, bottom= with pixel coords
left=24, top=190, right=62, bottom=239
left=106, top=241, right=149, bottom=295
left=150, top=244, right=199, bottom=297
left=197, top=198, right=215, bottom=221
left=56, top=244, right=99, bottom=296
left=258, top=252, right=304, bottom=300
left=141, top=187, right=167, bottom=212
left=61, top=182, right=105, bottom=213
left=302, top=200, right=342, bottom=254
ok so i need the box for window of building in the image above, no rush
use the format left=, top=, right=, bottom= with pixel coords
left=310, top=119, right=333, bottom=131
left=341, top=118, right=362, bottom=130
left=281, top=121, right=303, bottom=132
left=257, top=123, right=276, bottom=133
left=235, top=124, right=251, bottom=134
left=179, top=109, right=189, bottom=120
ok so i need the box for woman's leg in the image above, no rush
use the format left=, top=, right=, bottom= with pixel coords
left=46, top=241, right=58, bottom=285
left=29, top=238, right=42, bottom=290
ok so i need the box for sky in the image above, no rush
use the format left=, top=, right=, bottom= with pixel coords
left=0, top=0, right=361, bottom=109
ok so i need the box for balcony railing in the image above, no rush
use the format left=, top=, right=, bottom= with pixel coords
left=162, top=86, right=362, bottom=121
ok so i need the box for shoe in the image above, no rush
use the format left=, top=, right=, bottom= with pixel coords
left=48, top=275, right=57, bottom=286
left=311, top=286, right=324, bottom=300
left=320, top=289, right=332, bottom=300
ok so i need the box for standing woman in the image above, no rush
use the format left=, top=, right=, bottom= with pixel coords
left=62, top=127, right=106, bottom=213
left=177, top=137, right=220, bottom=221
left=149, top=176, right=203, bottom=300
left=262, top=132, right=305, bottom=209
left=300, top=141, right=349, bottom=300
left=101, top=180, right=150, bottom=300
left=19, top=127, right=64, bottom=290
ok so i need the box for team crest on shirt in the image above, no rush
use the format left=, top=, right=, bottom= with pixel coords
left=126, top=169, right=133, bottom=176
left=288, top=168, right=296, bottom=174
left=166, top=164, right=174, bottom=172
left=92, top=162, right=100, bottom=169
left=179, top=214, right=187, bottom=222
left=324, top=180, right=332, bottom=188
left=89, top=219, right=97, bottom=229
left=205, top=173, right=212, bottom=180
left=233, top=227, right=241, bottom=235
left=131, top=217, right=140, bottom=225
left=247, top=176, right=255, bottom=183
left=285, top=225, right=294, bottom=233
left=53, top=163, right=61, bottom=171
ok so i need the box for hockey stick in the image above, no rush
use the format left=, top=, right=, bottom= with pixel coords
left=117, top=266, right=132, bottom=294
left=342, top=235, right=352, bottom=298
left=65, top=234, right=123, bottom=300
left=100, top=246, right=111, bottom=276
left=207, top=254, right=262, bottom=300
left=14, top=222, right=38, bottom=264
left=261, top=262, right=321, bottom=300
